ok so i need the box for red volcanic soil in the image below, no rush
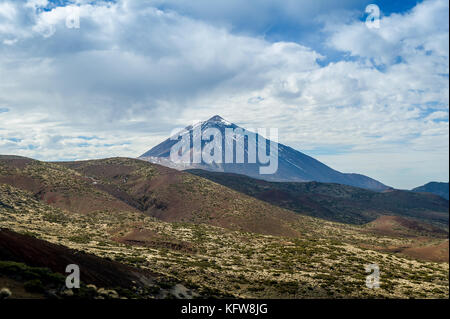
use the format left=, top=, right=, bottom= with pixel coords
left=1, top=156, right=302, bottom=238
left=364, top=215, right=448, bottom=238
left=376, top=240, right=449, bottom=263
left=0, top=156, right=34, bottom=169
left=402, top=240, right=449, bottom=263
left=0, top=228, right=160, bottom=289
left=113, top=228, right=197, bottom=253
left=362, top=216, right=449, bottom=262
left=0, top=175, right=42, bottom=194
left=62, top=158, right=303, bottom=238
left=0, top=158, right=139, bottom=215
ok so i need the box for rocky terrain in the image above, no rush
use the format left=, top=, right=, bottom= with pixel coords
left=0, top=156, right=448, bottom=299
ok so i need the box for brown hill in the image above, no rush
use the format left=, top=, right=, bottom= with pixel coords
left=363, top=215, right=448, bottom=238
left=0, top=155, right=137, bottom=215
left=187, top=169, right=449, bottom=228
left=59, top=157, right=302, bottom=237
left=402, top=240, right=449, bottom=263
left=0, top=156, right=303, bottom=238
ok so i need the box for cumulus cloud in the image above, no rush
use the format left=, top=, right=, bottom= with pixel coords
left=145, top=0, right=370, bottom=33
left=0, top=0, right=448, bottom=188
left=326, top=0, right=449, bottom=66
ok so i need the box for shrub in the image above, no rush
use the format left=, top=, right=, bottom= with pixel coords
left=24, top=279, right=44, bottom=293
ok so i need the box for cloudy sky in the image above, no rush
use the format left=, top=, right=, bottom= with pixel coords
left=0, top=0, right=448, bottom=189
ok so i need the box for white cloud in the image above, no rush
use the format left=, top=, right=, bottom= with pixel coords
left=327, top=0, right=449, bottom=67
left=0, top=0, right=448, bottom=189
left=144, top=0, right=370, bottom=34
left=0, top=2, right=15, bottom=21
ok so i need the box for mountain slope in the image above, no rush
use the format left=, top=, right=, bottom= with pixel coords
left=0, top=228, right=185, bottom=298
left=0, top=155, right=138, bottom=215
left=0, top=155, right=305, bottom=238
left=139, top=115, right=389, bottom=191
left=187, top=169, right=449, bottom=228
left=412, top=182, right=449, bottom=200
left=59, top=157, right=303, bottom=238
left=1, top=181, right=448, bottom=298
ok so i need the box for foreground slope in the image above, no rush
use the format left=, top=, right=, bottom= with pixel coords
left=0, top=182, right=448, bottom=298
left=0, top=229, right=201, bottom=299
left=140, top=115, right=389, bottom=191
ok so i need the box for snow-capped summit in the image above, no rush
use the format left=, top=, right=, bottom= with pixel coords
left=206, top=115, right=232, bottom=126
left=139, top=116, right=389, bottom=191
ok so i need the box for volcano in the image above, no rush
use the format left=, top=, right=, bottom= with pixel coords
left=139, top=115, right=389, bottom=191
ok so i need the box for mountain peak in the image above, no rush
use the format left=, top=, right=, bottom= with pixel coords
left=206, top=115, right=232, bottom=125
left=207, top=115, right=224, bottom=121
left=139, top=115, right=389, bottom=191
